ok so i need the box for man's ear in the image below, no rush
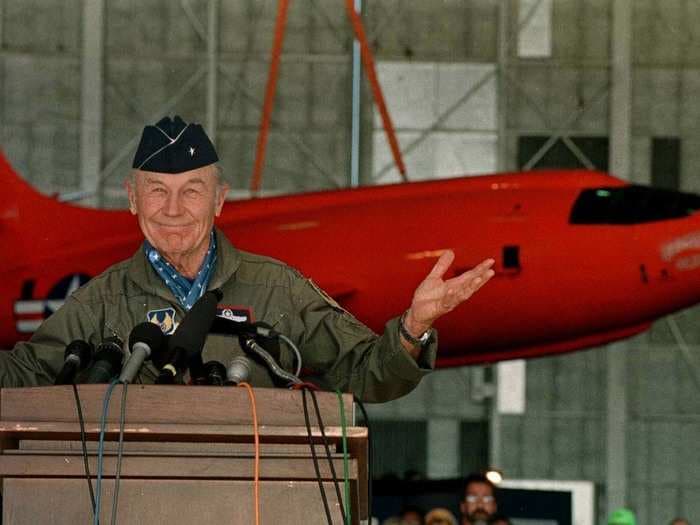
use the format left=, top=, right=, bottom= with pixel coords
left=215, top=183, right=229, bottom=217
left=125, top=179, right=137, bottom=215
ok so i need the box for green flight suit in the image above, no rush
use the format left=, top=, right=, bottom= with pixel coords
left=0, top=230, right=436, bottom=402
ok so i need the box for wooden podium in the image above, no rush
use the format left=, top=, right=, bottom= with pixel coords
left=0, top=385, right=368, bottom=524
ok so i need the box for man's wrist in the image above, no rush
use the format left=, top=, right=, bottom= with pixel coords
left=403, top=309, right=432, bottom=338
left=399, top=310, right=433, bottom=347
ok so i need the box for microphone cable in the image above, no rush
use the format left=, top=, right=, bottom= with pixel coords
left=277, top=333, right=302, bottom=376
left=93, top=378, right=122, bottom=525
left=238, top=382, right=260, bottom=525
left=307, top=388, right=347, bottom=525
left=71, top=382, right=96, bottom=515
left=301, top=388, right=333, bottom=525
left=335, top=391, right=351, bottom=525
left=354, top=395, right=373, bottom=520
left=110, top=381, right=129, bottom=525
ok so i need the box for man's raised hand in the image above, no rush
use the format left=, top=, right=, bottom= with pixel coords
left=403, top=250, right=495, bottom=339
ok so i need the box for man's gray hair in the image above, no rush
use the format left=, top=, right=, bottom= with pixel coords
left=128, top=163, right=227, bottom=187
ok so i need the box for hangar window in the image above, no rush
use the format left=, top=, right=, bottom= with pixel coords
left=569, top=186, right=700, bottom=224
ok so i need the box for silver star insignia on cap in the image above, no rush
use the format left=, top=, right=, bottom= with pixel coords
left=189, top=146, right=196, bottom=156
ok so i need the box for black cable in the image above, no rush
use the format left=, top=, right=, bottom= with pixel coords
left=301, top=388, right=333, bottom=525
left=354, top=395, right=373, bottom=519
left=111, top=382, right=128, bottom=525
left=71, top=382, right=96, bottom=515
left=308, top=388, right=347, bottom=525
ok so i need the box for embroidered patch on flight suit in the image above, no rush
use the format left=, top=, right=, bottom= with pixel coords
left=216, top=305, right=254, bottom=323
left=308, top=279, right=350, bottom=314
left=146, top=307, right=178, bottom=335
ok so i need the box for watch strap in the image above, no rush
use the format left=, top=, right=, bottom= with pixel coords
left=399, top=311, right=432, bottom=347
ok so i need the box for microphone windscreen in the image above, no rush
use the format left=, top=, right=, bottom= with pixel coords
left=94, top=347, right=124, bottom=370
left=64, top=339, right=93, bottom=365
left=203, top=360, right=227, bottom=386
left=129, top=322, right=164, bottom=353
left=169, top=289, right=220, bottom=361
left=227, top=356, right=252, bottom=385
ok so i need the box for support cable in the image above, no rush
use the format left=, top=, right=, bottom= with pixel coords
left=250, top=0, right=291, bottom=194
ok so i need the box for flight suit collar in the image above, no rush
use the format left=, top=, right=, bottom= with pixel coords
left=208, top=228, right=242, bottom=290
left=126, top=227, right=241, bottom=300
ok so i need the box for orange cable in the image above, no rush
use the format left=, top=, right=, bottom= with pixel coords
left=250, top=0, right=291, bottom=194
left=344, top=0, right=408, bottom=181
left=239, top=382, right=261, bottom=525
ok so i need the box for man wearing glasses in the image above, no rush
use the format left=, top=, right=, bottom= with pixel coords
left=459, top=473, right=497, bottom=525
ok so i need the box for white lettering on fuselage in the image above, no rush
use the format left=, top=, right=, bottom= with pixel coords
left=676, top=254, right=700, bottom=271
left=660, top=231, right=700, bottom=261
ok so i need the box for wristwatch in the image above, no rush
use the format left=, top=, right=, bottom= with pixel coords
left=399, top=311, right=433, bottom=347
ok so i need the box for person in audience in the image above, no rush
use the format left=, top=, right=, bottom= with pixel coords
left=459, top=472, right=497, bottom=525
left=608, top=507, right=636, bottom=525
left=425, top=507, right=458, bottom=525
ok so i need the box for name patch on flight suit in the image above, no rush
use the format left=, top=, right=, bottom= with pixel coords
left=146, top=307, right=178, bottom=335
left=216, top=305, right=254, bottom=323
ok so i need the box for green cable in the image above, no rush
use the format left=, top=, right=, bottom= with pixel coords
left=336, top=390, right=351, bottom=525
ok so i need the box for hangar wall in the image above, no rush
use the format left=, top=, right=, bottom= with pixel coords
left=2, top=0, right=700, bottom=522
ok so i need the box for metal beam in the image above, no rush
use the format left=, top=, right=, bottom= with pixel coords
left=206, top=0, right=219, bottom=144
left=606, top=0, right=633, bottom=512
left=606, top=342, right=629, bottom=511
left=427, top=418, right=460, bottom=479
left=218, top=66, right=337, bottom=185
left=372, top=69, right=496, bottom=181
left=497, top=0, right=509, bottom=172
left=350, top=0, right=362, bottom=187
left=0, top=0, right=4, bottom=51
left=80, top=0, right=105, bottom=207
left=516, top=77, right=609, bottom=171
left=180, top=0, right=207, bottom=41
left=371, top=0, right=551, bottom=181
left=489, top=0, right=510, bottom=469
left=0, top=0, right=4, bottom=143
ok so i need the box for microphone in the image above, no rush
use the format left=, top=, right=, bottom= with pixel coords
left=239, top=336, right=301, bottom=385
left=119, top=322, right=165, bottom=383
left=156, top=288, right=223, bottom=384
left=54, top=340, right=93, bottom=385
left=226, top=356, right=252, bottom=385
left=196, top=360, right=227, bottom=386
left=84, top=336, right=124, bottom=384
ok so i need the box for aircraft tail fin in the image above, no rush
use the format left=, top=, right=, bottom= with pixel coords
left=0, top=150, right=58, bottom=267
left=0, top=150, right=49, bottom=220
left=0, top=149, right=50, bottom=223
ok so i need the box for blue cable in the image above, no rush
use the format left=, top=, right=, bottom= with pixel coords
left=93, top=379, right=122, bottom=525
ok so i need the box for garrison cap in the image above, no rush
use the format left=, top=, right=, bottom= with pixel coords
left=132, top=115, right=218, bottom=173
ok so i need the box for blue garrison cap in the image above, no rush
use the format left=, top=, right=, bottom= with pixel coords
left=132, top=116, right=219, bottom=173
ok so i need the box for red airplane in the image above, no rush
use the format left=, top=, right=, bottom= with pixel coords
left=2, top=150, right=700, bottom=366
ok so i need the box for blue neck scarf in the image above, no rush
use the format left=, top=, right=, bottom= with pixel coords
left=144, top=231, right=217, bottom=310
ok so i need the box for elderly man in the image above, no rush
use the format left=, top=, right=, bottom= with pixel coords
left=0, top=116, right=494, bottom=401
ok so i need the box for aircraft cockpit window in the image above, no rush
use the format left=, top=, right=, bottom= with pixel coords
left=569, top=185, right=700, bottom=224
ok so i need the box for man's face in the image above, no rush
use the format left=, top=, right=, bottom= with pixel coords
left=460, top=481, right=496, bottom=524
left=127, top=166, right=228, bottom=262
